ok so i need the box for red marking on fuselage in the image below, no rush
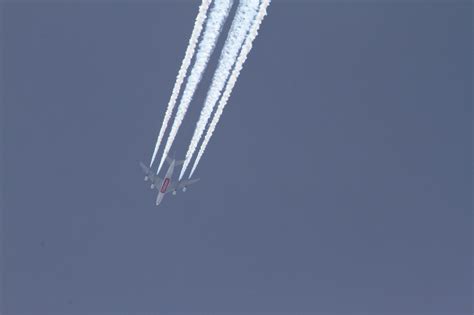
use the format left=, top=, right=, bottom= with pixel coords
left=160, top=178, right=170, bottom=193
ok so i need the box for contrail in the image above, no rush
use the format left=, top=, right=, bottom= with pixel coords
left=149, top=0, right=212, bottom=167
left=179, top=0, right=260, bottom=180
left=157, top=0, right=234, bottom=173
left=189, top=0, right=271, bottom=177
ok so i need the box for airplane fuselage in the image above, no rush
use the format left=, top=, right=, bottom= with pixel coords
left=156, top=159, right=175, bottom=205
left=140, top=157, right=199, bottom=207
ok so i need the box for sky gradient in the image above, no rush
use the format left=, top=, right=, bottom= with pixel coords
left=1, top=1, right=472, bottom=314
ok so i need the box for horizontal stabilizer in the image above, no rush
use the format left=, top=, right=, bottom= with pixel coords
left=165, top=154, right=185, bottom=166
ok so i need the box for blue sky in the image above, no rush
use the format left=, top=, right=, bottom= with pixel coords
left=1, top=1, right=471, bottom=314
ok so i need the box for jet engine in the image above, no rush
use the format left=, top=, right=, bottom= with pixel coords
left=150, top=184, right=155, bottom=189
left=172, top=190, right=177, bottom=195
left=182, top=187, right=187, bottom=192
left=144, top=176, right=148, bottom=181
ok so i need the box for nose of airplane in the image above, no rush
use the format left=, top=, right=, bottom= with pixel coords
left=156, top=193, right=164, bottom=206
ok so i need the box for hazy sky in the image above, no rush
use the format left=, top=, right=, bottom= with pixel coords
left=2, top=1, right=472, bottom=314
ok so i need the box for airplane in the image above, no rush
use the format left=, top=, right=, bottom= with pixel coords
left=139, top=156, right=200, bottom=206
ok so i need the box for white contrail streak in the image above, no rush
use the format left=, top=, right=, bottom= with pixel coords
left=157, top=0, right=234, bottom=173
left=179, top=0, right=260, bottom=180
left=189, top=0, right=271, bottom=177
left=149, top=0, right=212, bottom=167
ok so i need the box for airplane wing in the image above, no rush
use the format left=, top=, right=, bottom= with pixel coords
left=175, top=178, right=200, bottom=190
left=166, top=178, right=199, bottom=193
left=140, top=162, right=153, bottom=176
left=152, top=176, right=163, bottom=187
left=140, top=162, right=162, bottom=186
